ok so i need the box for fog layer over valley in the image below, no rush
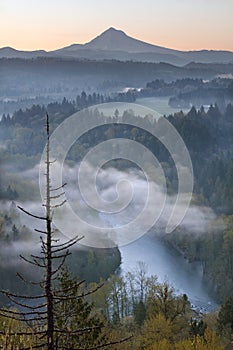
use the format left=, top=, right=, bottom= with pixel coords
left=0, top=158, right=220, bottom=311
left=1, top=160, right=216, bottom=241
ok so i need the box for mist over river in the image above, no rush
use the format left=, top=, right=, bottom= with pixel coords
left=120, top=233, right=218, bottom=313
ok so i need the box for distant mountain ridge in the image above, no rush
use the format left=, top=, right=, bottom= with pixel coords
left=1, top=27, right=233, bottom=65
left=0, top=46, right=47, bottom=59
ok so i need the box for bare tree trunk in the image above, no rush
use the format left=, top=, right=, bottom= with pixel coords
left=45, top=114, right=54, bottom=350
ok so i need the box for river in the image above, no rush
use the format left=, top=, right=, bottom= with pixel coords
left=120, top=233, right=218, bottom=313
left=117, top=97, right=218, bottom=313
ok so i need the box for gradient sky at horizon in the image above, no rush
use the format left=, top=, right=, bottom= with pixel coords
left=1, top=0, right=233, bottom=51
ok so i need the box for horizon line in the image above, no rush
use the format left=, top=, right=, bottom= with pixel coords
left=1, top=27, right=233, bottom=53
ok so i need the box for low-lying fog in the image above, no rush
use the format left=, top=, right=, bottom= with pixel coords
left=4, top=160, right=217, bottom=249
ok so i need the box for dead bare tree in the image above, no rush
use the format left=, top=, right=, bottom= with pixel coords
left=0, top=113, right=130, bottom=350
left=0, top=113, right=83, bottom=349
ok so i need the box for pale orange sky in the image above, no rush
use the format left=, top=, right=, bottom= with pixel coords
left=0, top=0, right=233, bottom=51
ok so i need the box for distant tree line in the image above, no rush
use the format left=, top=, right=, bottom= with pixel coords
left=129, top=77, right=232, bottom=110
left=1, top=101, right=233, bottom=213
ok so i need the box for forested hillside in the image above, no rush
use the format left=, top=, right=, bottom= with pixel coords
left=1, top=90, right=233, bottom=348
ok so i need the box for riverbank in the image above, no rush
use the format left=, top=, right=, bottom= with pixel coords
left=159, top=234, right=220, bottom=307
left=119, top=233, right=219, bottom=313
left=161, top=217, right=233, bottom=303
